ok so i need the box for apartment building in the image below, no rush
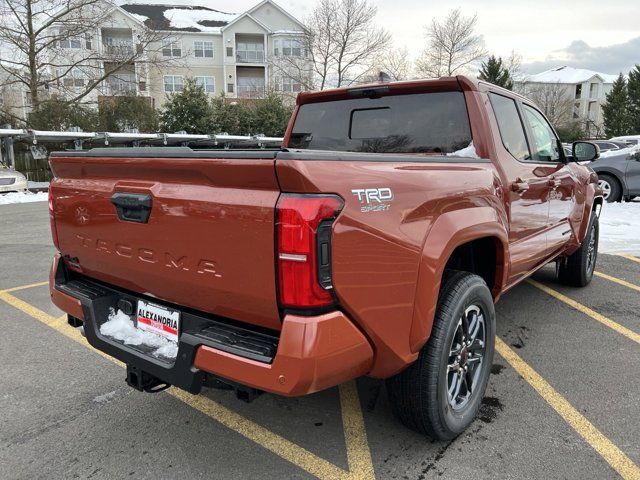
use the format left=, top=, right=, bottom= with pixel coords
left=516, top=66, right=618, bottom=136
left=45, top=0, right=310, bottom=109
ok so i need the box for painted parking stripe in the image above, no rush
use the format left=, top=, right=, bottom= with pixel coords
left=594, top=271, right=640, bottom=294
left=0, top=287, right=374, bottom=480
left=619, top=255, right=640, bottom=264
left=496, top=338, right=640, bottom=480
left=527, top=279, right=640, bottom=345
left=0, top=281, right=49, bottom=294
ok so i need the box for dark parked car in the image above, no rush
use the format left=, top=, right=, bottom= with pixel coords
left=590, top=146, right=640, bottom=202
left=591, top=140, right=629, bottom=152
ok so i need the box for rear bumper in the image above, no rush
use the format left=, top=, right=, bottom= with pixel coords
left=49, top=254, right=373, bottom=396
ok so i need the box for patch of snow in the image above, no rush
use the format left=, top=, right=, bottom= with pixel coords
left=0, top=191, right=48, bottom=205
left=598, top=201, right=640, bottom=254
left=523, top=66, right=618, bottom=85
left=129, top=12, right=150, bottom=23
left=93, top=390, right=118, bottom=404
left=447, top=141, right=480, bottom=159
left=28, top=181, right=50, bottom=189
left=100, top=309, right=178, bottom=360
left=164, top=7, right=238, bottom=32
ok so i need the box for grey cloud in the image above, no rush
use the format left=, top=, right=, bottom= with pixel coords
left=522, top=37, right=640, bottom=75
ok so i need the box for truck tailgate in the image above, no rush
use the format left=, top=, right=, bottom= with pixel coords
left=49, top=151, right=282, bottom=331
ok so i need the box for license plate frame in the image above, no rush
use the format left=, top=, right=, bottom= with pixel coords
left=136, top=299, right=180, bottom=342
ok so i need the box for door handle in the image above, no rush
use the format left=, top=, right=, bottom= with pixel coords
left=547, top=177, right=561, bottom=188
left=111, top=192, right=153, bottom=223
left=511, top=179, right=530, bottom=193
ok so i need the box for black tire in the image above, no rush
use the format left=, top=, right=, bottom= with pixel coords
left=597, top=174, right=621, bottom=203
left=557, top=212, right=599, bottom=287
left=386, top=271, right=495, bottom=440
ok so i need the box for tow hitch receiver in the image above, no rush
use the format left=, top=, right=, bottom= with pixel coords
left=126, top=364, right=170, bottom=393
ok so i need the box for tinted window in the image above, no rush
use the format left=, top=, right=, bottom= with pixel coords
left=489, top=93, right=531, bottom=161
left=522, top=105, right=561, bottom=162
left=289, top=92, right=472, bottom=154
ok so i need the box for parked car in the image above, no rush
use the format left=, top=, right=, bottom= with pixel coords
left=590, top=140, right=629, bottom=152
left=0, top=164, right=28, bottom=193
left=609, top=135, right=640, bottom=147
left=48, top=77, right=602, bottom=440
left=589, top=145, right=640, bottom=202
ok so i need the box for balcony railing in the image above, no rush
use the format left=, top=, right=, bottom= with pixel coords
left=237, top=85, right=265, bottom=99
left=236, top=50, right=265, bottom=63
left=103, top=41, right=134, bottom=56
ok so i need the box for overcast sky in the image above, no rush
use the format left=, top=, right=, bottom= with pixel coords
left=213, top=0, right=640, bottom=75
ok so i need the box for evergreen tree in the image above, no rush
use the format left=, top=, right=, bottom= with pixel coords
left=478, top=55, right=513, bottom=90
left=627, top=65, right=640, bottom=133
left=602, top=73, right=631, bottom=138
left=27, top=100, right=98, bottom=131
left=160, top=78, right=215, bottom=133
left=98, top=93, right=159, bottom=132
left=250, top=94, right=294, bottom=137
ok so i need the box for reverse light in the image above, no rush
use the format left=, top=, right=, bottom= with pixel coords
left=48, top=186, right=60, bottom=250
left=276, top=194, right=344, bottom=309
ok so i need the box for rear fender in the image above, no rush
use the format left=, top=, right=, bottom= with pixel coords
left=409, top=207, right=508, bottom=353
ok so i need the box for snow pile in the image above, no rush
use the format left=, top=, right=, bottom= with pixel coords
left=598, top=200, right=640, bottom=254
left=129, top=12, right=150, bottom=23
left=447, top=141, right=481, bottom=159
left=0, top=191, right=48, bottom=205
left=163, top=7, right=237, bottom=31
left=100, top=309, right=178, bottom=359
left=28, top=181, right=50, bottom=189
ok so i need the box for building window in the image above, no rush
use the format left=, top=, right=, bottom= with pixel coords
left=236, top=42, right=264, bottom=62
left=226, top=46, right=233, bottom=57
left=575, top=84, right=582, bottom=99
left=227, top=83, right=234, bottom=93
left=589, top=83, right=598, bottom=98
left=164, top=75, right=184, bottom=92
left=59, top=35, right=82, bottom=49
left=274, top=38, right=304, bottom=57
left=162, top=40, right=182, bottom=57
left=194, top=41, right=213, bottom=58
left=195, top=76, right=215, bottom=93
left=57, top=68, right=88, bottom=87
left=273, top=75, right=302, bottom=93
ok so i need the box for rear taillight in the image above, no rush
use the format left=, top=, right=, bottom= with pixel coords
left=276, top=194, right=343, bottom=309
left=48, top=186, right=60, bottom=250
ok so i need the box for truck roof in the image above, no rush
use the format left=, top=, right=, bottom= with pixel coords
left=296, top=75, right=528, bottom=105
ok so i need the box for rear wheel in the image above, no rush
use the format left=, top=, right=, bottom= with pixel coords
left=386, top=271, right=495, bottom=440
left=557, top=212, right=599, bottom=287
left=597, top=174, right=621, bottom=203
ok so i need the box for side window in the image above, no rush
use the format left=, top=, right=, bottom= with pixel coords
left=488, top=93, right=531, bottom=161
left=522, top=104, right=561, bottom=162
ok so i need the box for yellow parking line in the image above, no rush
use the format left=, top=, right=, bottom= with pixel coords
left=619, top=254, right=640, bottom=264
left=496, top=338, right=640, bottom=480
left=594, top=271, right=640, bottom=294
left=0, top=288, right=374, bottom=480
left=0, top=281, right=49, bottom=294
left=527, top=279, right=640, bottom=345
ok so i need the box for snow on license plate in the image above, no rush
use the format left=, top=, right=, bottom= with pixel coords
left=136, top=300, right=180, bottom=342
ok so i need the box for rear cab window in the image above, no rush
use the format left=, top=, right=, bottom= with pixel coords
left=288, top=92, right=472, bottom=154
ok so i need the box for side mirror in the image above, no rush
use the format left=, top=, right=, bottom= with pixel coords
left=572, top=141, right=600, bottom=162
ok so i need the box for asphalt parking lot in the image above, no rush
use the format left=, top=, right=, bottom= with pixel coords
left=1, top=201, right=639, bottom=480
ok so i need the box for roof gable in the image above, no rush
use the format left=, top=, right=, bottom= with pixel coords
left=119, top=3, right=238, bottom=32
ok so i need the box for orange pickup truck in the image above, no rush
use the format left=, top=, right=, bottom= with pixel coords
left=49, top=76, right=602, bottom=439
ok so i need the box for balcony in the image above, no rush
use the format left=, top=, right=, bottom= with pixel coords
left=237, top=84, right=265, bottom=99
left=236, top=50, right=264, bottom=63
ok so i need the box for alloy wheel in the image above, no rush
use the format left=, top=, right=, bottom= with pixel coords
left=446, top=305, right=486, bottom=410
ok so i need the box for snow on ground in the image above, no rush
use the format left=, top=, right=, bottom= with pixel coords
left=0, top=191, right=48, bottom=205
left=100, top=309, right=178, bottom=360
left=28, top=181, right=50, bottom=189
left=598, top=200, right=640, bottom=254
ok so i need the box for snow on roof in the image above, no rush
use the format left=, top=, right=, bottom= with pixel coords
left=163, top=7, right=238, bottom=32
left=119, top=3, right=238, bottom=32
left=523, top=66, right=618, bottom=85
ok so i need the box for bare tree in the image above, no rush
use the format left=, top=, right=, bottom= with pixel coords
left=415, top=8, right=487, bottom=78
left=521, top=84, right=575, bottom=127
left=275, top=0, right=390, bottom=91
left=357, top=46, right=413, bottom=84
left=0, top=0, right=177, bottom=122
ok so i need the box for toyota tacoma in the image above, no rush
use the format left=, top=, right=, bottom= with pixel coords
left=48, top=76, right=602, bottom=439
